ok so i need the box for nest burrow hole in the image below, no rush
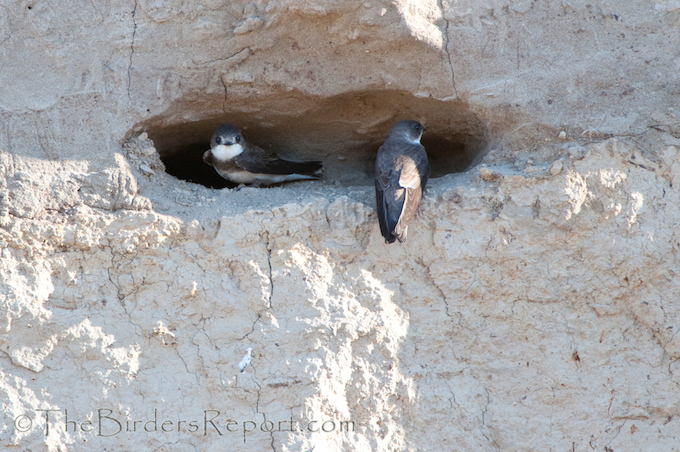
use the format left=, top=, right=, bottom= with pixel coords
left=135, top=90, right=489, bottom=189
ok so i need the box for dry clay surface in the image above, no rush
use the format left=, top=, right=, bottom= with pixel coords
left=3, top=134, right=680, bottom=451
left=2, top=0, right=680, bottom=451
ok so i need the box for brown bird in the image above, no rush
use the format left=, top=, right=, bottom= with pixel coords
left=374, top=120, right=430, bottom=243
left=203, top=123, right=323, bottom=186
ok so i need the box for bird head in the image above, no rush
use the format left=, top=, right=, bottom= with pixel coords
left=210, top=123, right=245, bottom=160
left=390, top=120, right=426, bottom=144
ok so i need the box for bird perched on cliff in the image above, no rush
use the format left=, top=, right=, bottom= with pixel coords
left=203, top=123, right=323, bottom=186
left=374, top=120, right=430, bottom=244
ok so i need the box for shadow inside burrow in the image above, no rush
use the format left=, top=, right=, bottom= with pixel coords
left=133, top=90, right=490, bottom=188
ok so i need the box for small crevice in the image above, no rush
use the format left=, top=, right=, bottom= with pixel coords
left=174, top=347, right=199, bottom=384
left=220, top=77, right=228, bottom=114
left=253, top=376, right=263, bottom=417
left=250, top=376, right=277, bottom=451
left=438, top=0, right=458, bottom=98
left=480, top=386, right=500, bottom=452
left=532, top=198, right=541, bottom=219
left=265, top=413, right=277, bottom=452
left=127, top=0, right=138, bottom=107
left=481, top=386, right=491, bottom=426
left=668, top=359, right=680, bottom=389
left=442, top=296, right=451, bottom=317
left=427, top=266, right=452, bottom=318
left=192, top=46, right=250, bottom=67
left=238, top=313, right=261, bottom=342
left=107, top=267, right=124, bottom=302
left=265, top=233, right=274, bottom=309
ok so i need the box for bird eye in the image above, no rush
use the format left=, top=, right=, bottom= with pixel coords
left=215, top=136, right=222, bottom=144
left=414, top=124, right=421, bottom=131
left=235, top=135, right=241, bottom=143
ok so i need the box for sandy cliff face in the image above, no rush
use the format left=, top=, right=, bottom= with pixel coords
left=1, top=1, right=680, bottom=451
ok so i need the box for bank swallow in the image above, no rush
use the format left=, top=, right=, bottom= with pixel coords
left=203, top=123, right=323, bottom=186
left=374, top=120, right=430, bottom=243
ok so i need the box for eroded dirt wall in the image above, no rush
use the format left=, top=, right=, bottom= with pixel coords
left=1, top=1, right=680, bottom=451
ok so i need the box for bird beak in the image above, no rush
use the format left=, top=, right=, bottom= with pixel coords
left=225, top=141, right=234, bottom=146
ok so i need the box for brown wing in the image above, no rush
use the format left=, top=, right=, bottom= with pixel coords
left=375, top=141, right=430, bottom=243
left=375, top=144, right=399, bottom=242
left=233, top=142, right=277, bottom=173
left=234, top=142, right=322, bottom=176
left=393, top=186, right=422, bottom=240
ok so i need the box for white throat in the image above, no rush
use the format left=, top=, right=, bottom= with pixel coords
left=405, top=134, right=422, bottom=145
left=211, top=143, right=244, bottom=161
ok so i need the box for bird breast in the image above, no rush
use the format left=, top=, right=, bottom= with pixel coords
left=211, top=143, right=244, bottom=161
